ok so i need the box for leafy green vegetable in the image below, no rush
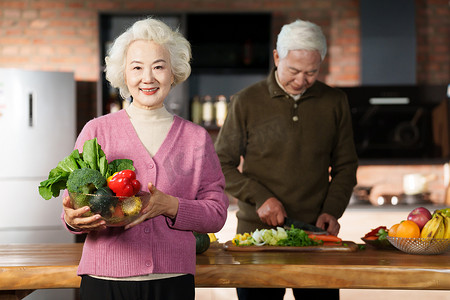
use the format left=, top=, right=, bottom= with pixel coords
left=276, top=225, right=321, bottom=247
left=234, top=226, right=320, bottom=247
left=57, top=150, right=84, bottom=172
left=38, top=138, right=136, bottom=200
left=82, top=139, right=107, bottom=175
left=377, top=228, right=388, bottom=241
left=108, top=159, right=135, bottom=177
left=66, top=168, right=107, bottom=194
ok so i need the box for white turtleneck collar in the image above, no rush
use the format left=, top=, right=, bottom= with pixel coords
left=125, top=102, right=174, bottom=157
left=126, top=102, right=174, bottom=121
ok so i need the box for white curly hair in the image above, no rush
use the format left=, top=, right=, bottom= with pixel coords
left=105, top=17, right=192, bottom=99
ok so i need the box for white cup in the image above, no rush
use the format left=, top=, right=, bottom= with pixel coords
left=403, top=173, right=427, bottom=195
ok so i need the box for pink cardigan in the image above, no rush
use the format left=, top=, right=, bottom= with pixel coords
left=63, top=110, right=228, bottom=277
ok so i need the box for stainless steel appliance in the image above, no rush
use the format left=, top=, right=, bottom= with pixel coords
left=0, top=68, right=76, bottom=243
left=0, top=68, right=77, bottom=299
left=341, top=86, right=441, bottom=160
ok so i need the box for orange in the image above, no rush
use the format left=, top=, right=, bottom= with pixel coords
left=388, top=223, right=400, bottom=237
left=396, top=220, right=420, bottom=238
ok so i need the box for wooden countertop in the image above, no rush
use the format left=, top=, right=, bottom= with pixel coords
left=0, top=243, right=449, bottom=299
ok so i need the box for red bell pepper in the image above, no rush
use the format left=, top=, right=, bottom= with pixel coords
left=363, top=226, right=388, bottom=240
left=107, top=169, right=141, bottom=197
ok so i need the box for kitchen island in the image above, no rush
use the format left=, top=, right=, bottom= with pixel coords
left=0, top=243, right=449, bottom=300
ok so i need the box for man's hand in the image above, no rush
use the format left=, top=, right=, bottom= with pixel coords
left=256, top=197, right=287, bottom=227
left=316, top=213, right=340, bottom=236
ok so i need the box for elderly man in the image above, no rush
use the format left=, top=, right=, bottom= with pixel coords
left=214, top=19, right=358, bottom=300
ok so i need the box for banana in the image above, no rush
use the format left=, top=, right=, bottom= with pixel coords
left=434, top=208, right=450, bottom=218
left=433, top=214, right=446, bottom=239
left=421, top=214, right=443, bottom=238
left=420, top=217, right=435, bottom=238
left=443, top=215, right=450, bottom=239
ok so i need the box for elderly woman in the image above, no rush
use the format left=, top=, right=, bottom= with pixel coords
left=62, top=17, right=229, bottom=300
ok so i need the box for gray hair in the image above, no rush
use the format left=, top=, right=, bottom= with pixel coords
left=276, top=19, right=327, bottom=61
left=105, top=17, right=192, bottom=99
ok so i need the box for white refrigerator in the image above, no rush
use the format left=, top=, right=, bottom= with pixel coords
left=0, top=68, right=75, bottom=244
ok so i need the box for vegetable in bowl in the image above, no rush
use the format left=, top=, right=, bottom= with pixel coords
left=38, top=138, right=148, bottom=227
left=67, top=168, right=107, bottom=194
left=69, top=190, right=150, bottom=227
left=38, top=138, right=137, bottom=200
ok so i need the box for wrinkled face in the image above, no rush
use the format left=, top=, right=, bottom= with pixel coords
left=125, top=40, right=174, bottom=110
left=273, top=49, right=321, bottom=95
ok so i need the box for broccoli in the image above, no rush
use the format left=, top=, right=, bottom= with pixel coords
left=67, top=168, right=107, bottom=194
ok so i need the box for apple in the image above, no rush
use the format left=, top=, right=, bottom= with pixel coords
left=407, top=207, right=432, bottom=230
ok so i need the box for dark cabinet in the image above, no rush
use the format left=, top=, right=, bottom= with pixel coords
left=98, top=12, right=272, bottom=119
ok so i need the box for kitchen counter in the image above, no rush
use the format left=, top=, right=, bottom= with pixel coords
left=0, top=243, right=449, bottom=300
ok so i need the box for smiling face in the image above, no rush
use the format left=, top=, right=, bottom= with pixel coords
left=124, top=40, right=174, bottom=110
left=273, top=49, right=322, bottom=95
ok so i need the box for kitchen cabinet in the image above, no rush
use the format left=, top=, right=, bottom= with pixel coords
left=98, top=13, right=272, bottom=124
left=360, top=0, right=416, bottom=85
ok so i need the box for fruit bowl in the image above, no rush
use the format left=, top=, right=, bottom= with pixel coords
left=69, top=191, right=150, bottom=227
left=386, top=236, right=450, bottom=255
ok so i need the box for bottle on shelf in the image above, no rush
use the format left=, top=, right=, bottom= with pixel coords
left=191, top=95, right=202, bottom=124
left=202, top=95, right=215, bottom=128
left=215, top=95, right=228, bottom=127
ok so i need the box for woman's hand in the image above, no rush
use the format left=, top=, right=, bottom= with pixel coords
left=62, top=196, right=106, bottom=231
left=124, top=182, right=179, bottom=230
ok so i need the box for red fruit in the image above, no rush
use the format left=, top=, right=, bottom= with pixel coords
left=407, top=207, right=432, bottom=230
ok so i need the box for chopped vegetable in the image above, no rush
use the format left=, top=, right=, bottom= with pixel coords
left=277, top=226, right=320, bottom=247
left=308, top=234, right=342, bottom=243
left=232, top=226, right=321, bottom=247
left=107, top=170, right=141, bottom=197
left=66, top=168, right=107, bottom=194
left=232, top=233, right=252, bottom=246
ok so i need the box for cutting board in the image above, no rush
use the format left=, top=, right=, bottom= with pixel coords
left=224, top=240, right=359, bottom=252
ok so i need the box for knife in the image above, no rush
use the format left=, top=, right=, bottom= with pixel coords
left=284, top=217, right=328, bottom=235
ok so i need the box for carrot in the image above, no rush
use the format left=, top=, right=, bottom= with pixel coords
left=308, top=234, right=342, bottom=243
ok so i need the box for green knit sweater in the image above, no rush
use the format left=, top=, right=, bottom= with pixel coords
left=214, top=69, right=358, bottom=233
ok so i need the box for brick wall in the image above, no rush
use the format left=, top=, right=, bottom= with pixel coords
left=0, top=0, right=448, bottom=85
